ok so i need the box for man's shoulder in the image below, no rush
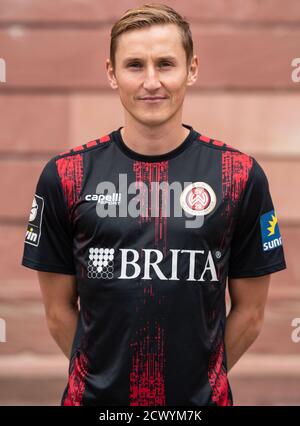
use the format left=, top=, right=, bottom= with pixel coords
left=54, top=132, right=113, bottom=160
left=193, top=130, right=252, bottom=157
left=192, top=130, right=257, bottom=184
left=38, top=132, right=114, bottom=184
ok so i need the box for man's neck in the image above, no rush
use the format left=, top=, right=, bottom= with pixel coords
left=120, top=123, right=190, bottom=156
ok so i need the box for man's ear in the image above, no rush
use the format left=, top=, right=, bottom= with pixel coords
left=106, top=59, right=118, bottom=89
left=186, top=55, right=198, bottom=87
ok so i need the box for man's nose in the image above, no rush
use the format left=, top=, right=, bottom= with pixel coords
left=143, top=66, right=161, bottom=90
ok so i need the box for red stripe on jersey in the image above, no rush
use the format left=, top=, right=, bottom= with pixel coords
left=86, top=140, right=97, bottom=148
left=129, top=322, right=166, bottom=406
left=73, top=145, right=84, bottom=152
left=212, top=139, right=224, bottom=147
left=129, top=161, right=168, bottom=406
left=58, top=136, right=109, bottom=156
left=199, top=135, right=210, bottom=143
left=62, top=352, right=88, bottom=406
left=208, top=340, right=233, bottom=406
left=133, top=161, right=169, bottom=247
left=217, top=151, right=253, bottom=255
left=99, top=134, right=110, bottom=143
left=56, top=154, right=84, bottom=217
left=222, top=151, right=253, bottom=208
left=59, top=149, right=71, bottom=156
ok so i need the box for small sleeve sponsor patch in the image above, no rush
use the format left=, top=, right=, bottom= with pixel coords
left=260, top=210, right=283, bottom=252
left=25, top=194, right=44, bottom=247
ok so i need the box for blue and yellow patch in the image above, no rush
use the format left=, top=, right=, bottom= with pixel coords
left=260, top=210, right=282, bottom=252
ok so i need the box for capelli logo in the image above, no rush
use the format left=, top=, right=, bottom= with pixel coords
left=0, top=58, right=6, bottom=83
left=291, top=58, right=300, bottom=83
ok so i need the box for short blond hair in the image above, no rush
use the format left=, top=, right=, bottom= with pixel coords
left=110, top=3, right=194, bottom=69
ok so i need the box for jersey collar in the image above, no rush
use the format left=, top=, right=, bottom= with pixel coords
left=112, top=123, right=198, bottom=162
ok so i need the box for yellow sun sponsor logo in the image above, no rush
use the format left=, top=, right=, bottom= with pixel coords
left=267, top=214, right=278, bottom=236
left=260, top=210, right=282, bottom=252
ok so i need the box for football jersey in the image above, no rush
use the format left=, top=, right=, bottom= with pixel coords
left=21, top=123, right=287, bottom=406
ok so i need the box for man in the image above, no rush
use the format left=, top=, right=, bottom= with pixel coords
left=21, top=4, right=286, bottom=406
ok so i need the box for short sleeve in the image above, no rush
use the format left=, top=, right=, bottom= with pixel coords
left=21, top=157, right=76, bottom=275
left=228, top=157, right=287, bottom=278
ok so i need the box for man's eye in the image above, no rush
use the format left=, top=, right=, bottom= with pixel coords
left=127, top=62, right=173, bottom=68
left=128, top=63, right=141, bottom=68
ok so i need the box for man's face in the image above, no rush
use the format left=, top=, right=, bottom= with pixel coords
left=107, top=23, right=198, bottom=127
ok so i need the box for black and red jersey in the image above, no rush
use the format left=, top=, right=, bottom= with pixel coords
left=21, top=123, right=286, bottom=406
